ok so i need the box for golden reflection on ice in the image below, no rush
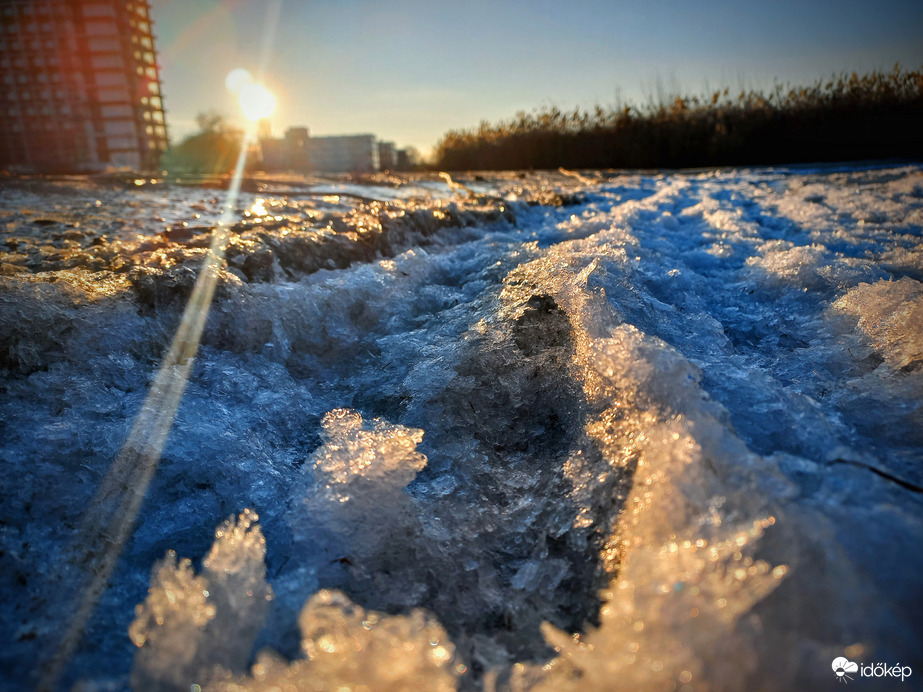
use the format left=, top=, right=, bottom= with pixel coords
left=250, top=198, right=268, bottom=217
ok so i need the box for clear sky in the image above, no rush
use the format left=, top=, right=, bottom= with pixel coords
left=151, top=0, right=923, bottom=158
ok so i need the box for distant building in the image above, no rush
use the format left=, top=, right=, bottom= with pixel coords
left=283, top=126, right=309, bottom=170
left=308, top=134, right=379, bottom=174
left=0, top=0, right=168, bottom=173
left=259, top=126, right=309, bottom=171
left=378, top=140, right=396, bottom=171
left=396, top=148, right=412, bottom=170
left=256, top=128, right=416, bottom=174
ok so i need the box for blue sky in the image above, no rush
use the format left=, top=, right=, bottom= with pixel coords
left=151, top=0, right=923, bottom=156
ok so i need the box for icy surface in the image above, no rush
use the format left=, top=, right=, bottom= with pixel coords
left=129, top=509, right=272, bottom=690
left=0, top=165, right=921, bottom=690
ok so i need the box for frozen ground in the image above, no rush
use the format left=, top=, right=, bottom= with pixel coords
left=0, top=164, right=921, bottom=691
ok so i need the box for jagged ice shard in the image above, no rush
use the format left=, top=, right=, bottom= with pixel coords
left=0, top=164, right=921, bottom=690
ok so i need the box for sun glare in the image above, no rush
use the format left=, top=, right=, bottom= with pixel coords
left=238, top=82, right=276, bottom=121
left=226, top=68, right=276, bottom=122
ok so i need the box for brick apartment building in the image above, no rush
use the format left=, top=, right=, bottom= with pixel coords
left=0, top=0, right=168, bottom=173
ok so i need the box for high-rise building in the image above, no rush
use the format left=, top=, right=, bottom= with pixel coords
left=0, top=0, right=168, bottom=173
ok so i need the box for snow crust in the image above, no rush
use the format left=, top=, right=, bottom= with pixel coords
left=1, top=165, right=921, bottom=690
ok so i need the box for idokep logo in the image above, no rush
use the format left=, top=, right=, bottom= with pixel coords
left=832, top=657, right=858, bottom=684
left=832, top=657, right=913, bottom=684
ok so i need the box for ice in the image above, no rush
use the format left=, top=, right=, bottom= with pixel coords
left=130, top=509, right=272, bottom=690
left=832, top=277, right=923, bottom=371
left=130, top=510, right=455, bottom=692
left=1, top=166, right=921, bottom=690
left=307, top=408, right=427, bottom=497
left=206, top=589, right=457, bottom=692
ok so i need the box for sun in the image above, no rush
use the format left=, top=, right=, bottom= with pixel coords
left=225, top=68, right=276, bottom=122
left=238, top=82, right=276, bottom=121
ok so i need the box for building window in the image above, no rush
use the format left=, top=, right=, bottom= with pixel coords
left=88, top=37, right=120, bottom=51
left=85, top=20, right=118, bottom=36
left=101, top=104, right=132, bottom=118
left=91, top=55, right=125, bottom=69
left=97, top=88, right=130, bottom=102
left=106, top=136, right=136, bottom=149
left=104, top=121, right=137, bottom=136
left=82, top=4, right=117, bottom=18
left=96, top=72, right=128, bottom=87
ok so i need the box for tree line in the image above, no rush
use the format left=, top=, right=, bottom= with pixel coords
left=434, top=65, right=923, bottom=170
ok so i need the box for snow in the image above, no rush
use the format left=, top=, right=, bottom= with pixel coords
left=0, top=164, right=921, bottom=690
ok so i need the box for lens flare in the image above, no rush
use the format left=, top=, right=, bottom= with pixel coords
left=225, top=67, right=252, bottom=94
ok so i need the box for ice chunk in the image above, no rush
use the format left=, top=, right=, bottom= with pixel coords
left=129, top=509, right=272, bottom=690
left=309, top=408, right=426, bottom=500
left=298, top=408, right=427, bottom=564
left=832, top=277, right=923, bottom=370
left=746, top=241, right=828, bottom=290
left=205, top=589, right=457, bottom=691
left=128, top=552, right=216, bottom=691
